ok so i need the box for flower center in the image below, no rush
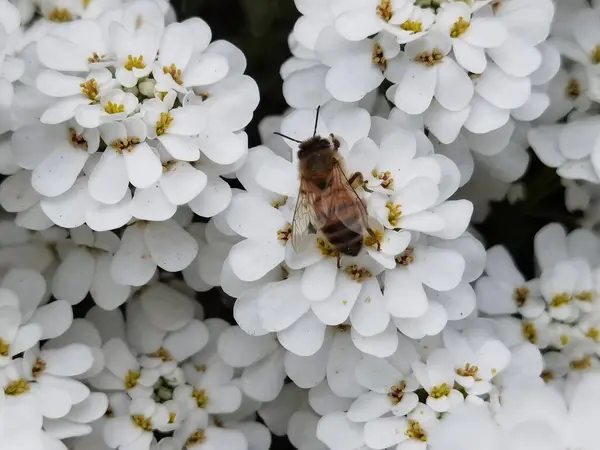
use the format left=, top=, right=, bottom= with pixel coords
left=551, top=293, right=571, bottom=308
left=271, top=196, right=288, bottom=209
left=522, top=322, right=537, bottom=344
left=124, top=55, right=146, bottom=71
left=400, top=20, right=423, bottom=33
left=395, top=247, right=414, bottom=266
left=104, top=101, right=125, bottom=114
left=48, top=7, right=73, bottom=22
left=105, top=407, right=114, bottom=418
left=344, top=265, right=372, bottom=283
left=148, top=347, right=173, bottom=362
left=414, top=49, right=444, bottom=66
left=156, top=112, right=173, bottom=136
left=456, top=363, right=481, bottom=381
left=491, top=0, right=501, bottom=13
left=372, top=43, right=387, bottom=71
left=560, top=334, right=569, bottom=346
left=386, top=201, right=402, bottom=226
left=371, top=169, right=394, bottom=189
left=112, top=137, right=141, bottom=153
left=591, top=45, right=600, bottom=64
left=586, top=328, right=600, bottom=342
left=124, top=370, right=141, bottom=390
left=4, top=379, right=30, bottom=396
left=69, top=128, right=88, bottom=150
left=162, top=160, right=177, bottom=172
left=153, top=376, right=177, bottom=403
left=376, top=0, right=393, bottom=22
left=195, top=364, right=207, bottom=373
left=192, top=388, right=210, bottom=408
left=450, top=17, right=470, bottom=38
left=317, top=237, right=340, bottom=258
left=131, top=414, right=153, bottom=432
left=163, top=64, right=184, bottom=85
left=513, top=287, right=529, bottom=307
left=430, top=383, right=450, bottom=399
left=277, top=225, right=292, bottom=243
left=541, top=370, right=553, bottom=383
left=576, top=290, right=594, bottom=302
left=80, top=79, right=99, bottom=101
left=364, top=229, right=383, bottom=248
left=0, top=338, right=9, bottom=357
left=32, top=357, right=47, bottom=379
left=186, top=429, right=207, bottom=447
left=565, top=78, right=581, bottom=99
left=88, top=52, right=103, bottom=64
left=414, top=0, right=444, bottom=10
left=387, top=380, right=406, bottom=405
left=406, top=420, right=427, bottom=442
left=82, top=0, right=91, bottom=8
left=168, top=412, right=176, bottom=424
left=336, top=324, right=351, bottom=332
left=570, top=356, right=592, bottom=371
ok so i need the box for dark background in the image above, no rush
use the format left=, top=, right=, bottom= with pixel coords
left=169, top=1, right=578, bottom=448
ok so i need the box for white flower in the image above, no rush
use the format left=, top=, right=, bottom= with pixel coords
left=52, top=226, right=131, bottom=310
left=411, top=348, right=464, bottom=413
left=0, top=0, right=23, bottom=110
left=110, top=221, right=198, bottom=287
left=36, top=68, right=118, bottom=125
left=475, top=245, right=545, bottom=318
left=0, top=170, right=54, bottom=231
left=433, top=1, right=507, bottom=74
left=88, top=338, right=159, bottom=398
left=540, top=259, right=587, bottom=322
left=152, top=20, right=229, bottom=94
left=392, top=33, right=473, bottom=115
left=170, top=409, right=247, bottom=450
left=441, top=327, right=510, bottom=396
left=87, top=118, right=160, bottom=205
left=103, top=397, right=169, bottom=450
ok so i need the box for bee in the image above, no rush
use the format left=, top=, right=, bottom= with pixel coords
left=275, top=107, right=380, bottom=267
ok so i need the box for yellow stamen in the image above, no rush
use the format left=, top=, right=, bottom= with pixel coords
left=576, top=291, right=594, bottom=302
left=336, top=324, right=351, bottom=332
left=456, top=363, right=481, bottom=381
left=541, top=370, right=553, bottom=383
left=156, top=112, right=173, bottom=136
left=124, top=370, right=141, bottom=390
left=591, top=45, right=600, bottom=65
left=364, top=229, right=383, bottom=248
left=32, top=357, right=46, bottom=379
left=69, top=128, right=88, bottom=150
left=163, top=64, right=184, bottom=85
left=400, top=20, right=423, bottom=33
left=104, top=101, right=125, bottom=115
left=168, top=412, right=176, bottom=424
left=406, top=420, right=427, bottom=442
left=317, top=237, right=340, bottom=259
left=551, top=293, right=571, bottom=308
left=131, top=414, right=153, bottom=431
left=87, top=52, right=102, bottom=64
left=395, top=247, right=414, bottom=266
left=522, top=322, right=537, bottom=344
left=376, top=0, right=393, bottom=22
left=430, top=383, right=450, bottom=399
left=277, top=225, right=292, bottom=243
left=560, top=334, right=569, bottom=346
left=124, top=55, right=146, bottom=71
left=371, top=169, right=394, bottom=189
left=513, top=287, right=529, bottom=307
left=148, top=347, right=173, bottom=362
left=344, top=265, right=372, bottom=283
left=112, top=137, right=141, bottom=153
left=372, top=43, right=387, bottom=71
left=386, top=201, right=402, bottom=226
left=48, top=7, right=72, bottom=22
left=80, top=79, right=98, bottom=101
left=586, top=328, right=600, bottom=342
left=387, top=380, right=406, bottom=405
left=271, top=196, right=288, bottom=209
left=0, top=338, right=9, bottom=357
left=570, top=356, right=592, bottom=371
left=566, top=78, right=581, bottom=100
left=192, top=389, right=210, bottom=408
left=186, top=430, right=207, bottom=447
left=414, top=49, right=444, bottom=67
left=450, top=17, right=470, bottom=38
left=4, top=379, right=30, bottom=396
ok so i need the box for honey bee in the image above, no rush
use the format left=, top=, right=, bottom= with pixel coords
left=275, top=107, right=379, bottom=267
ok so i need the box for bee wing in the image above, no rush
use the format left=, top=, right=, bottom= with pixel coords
left=329, top=160, right=369, bottom=234
left=291, top=184, right=320, bottom=252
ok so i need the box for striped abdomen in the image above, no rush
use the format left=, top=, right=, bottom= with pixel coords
left=321, top=220, right=363, bottom=256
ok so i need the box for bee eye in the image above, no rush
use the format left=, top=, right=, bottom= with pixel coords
left=318, top=181, right=328, bottom=190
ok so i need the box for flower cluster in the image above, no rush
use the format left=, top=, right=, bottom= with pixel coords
left=476, top=223, right=600, bottom=391
left=3, top=0, right=600, bottom=450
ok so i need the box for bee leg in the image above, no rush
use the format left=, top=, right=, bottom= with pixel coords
left=336, top=252, right=341, bottom=269
left=330, top=133, right=341, bottom=151
left=367, top=228, right=381, bottom=251
left=348, top=172, right=364, bottom=190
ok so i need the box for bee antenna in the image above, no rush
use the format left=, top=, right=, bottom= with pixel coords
left=274, top=132, right=302, bottom=144
left=313, top=105, right=321, bottom=137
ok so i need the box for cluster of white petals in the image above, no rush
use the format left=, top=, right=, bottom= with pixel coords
left=3, top=0, right=600, bottom=450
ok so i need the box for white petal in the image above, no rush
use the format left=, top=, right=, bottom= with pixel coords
left=123, top=142, right=162, bottom=189
left=52, top=248, right=95, bottom=305
left=364, top=416, right=408, bottom=449
left=278, top=311, right=327, bottom=357
left=140, top=283, right=195, bottom=332
left=384, top=269, right=428, bottom=318
left=145, top=220, right=198, bottom=272
left=316, top=412, right=365, bottom=450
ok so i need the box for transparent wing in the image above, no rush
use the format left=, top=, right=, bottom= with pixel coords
left=330, top=160, right=369, bottom=234
left=291, top=184, right=320, bottom=252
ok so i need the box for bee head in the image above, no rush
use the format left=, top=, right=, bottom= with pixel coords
left=298, top=135, right=335, bottom=174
